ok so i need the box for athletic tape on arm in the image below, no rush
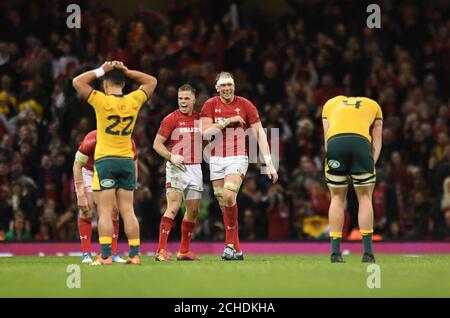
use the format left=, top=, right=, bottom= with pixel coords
left=75, top=151, right=89, bottom=164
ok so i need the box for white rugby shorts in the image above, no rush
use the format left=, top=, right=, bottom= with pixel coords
left=209, top=156, right=249, bottom=181
left=166, top=162, right=203, bottom=200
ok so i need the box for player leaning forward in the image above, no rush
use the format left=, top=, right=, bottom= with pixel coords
left=153, top=84, right=202, bottom=261
left=72, top=61, right=157, bottom=265
left=201, top=72, right=278, bottom=260
left=73, top=130, right=138, bottom=264
left=322, top=95, right=382, bottom=263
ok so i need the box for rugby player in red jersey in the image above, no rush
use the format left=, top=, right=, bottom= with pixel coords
left=200, top=72, right=278, bottom=260
left=153, top=84, right=202, bottom=261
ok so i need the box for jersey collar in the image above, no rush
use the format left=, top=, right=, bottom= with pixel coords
left=218, top=95, right=236, bottom=105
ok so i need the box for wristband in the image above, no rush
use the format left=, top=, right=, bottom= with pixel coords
left=220, top=118, right=231, bottom=129
left=93, top=67, right=105, bottom=78
left=264, top=154, right=273, bottom=166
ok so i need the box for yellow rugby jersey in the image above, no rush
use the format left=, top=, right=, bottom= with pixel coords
left=88, top=89, right=147, bottom=160
left=322, top=95, right=383, bottom=142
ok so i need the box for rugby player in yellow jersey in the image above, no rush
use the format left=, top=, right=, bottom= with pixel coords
left=322, top=95, right=383, bottom=263
left=72, top=61, right=157, bottom=265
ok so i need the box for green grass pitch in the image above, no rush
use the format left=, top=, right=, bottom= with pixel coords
left=1, top=254, right=449, bottom=297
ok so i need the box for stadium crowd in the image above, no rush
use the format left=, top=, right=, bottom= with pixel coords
left=0, top=0, right=449, bottom=242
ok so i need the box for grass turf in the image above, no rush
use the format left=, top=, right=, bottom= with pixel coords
left=0, top=254, right=449, bottom=297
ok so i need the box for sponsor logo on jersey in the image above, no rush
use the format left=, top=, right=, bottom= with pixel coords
left=342, top=100, right=362, bottom=109
left=179, top=127, right=200, bottom=133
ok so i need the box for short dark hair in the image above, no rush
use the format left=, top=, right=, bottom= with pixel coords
left=178, top=84, right=196, bottom=95
left=104, top=69, right=125, bottom=86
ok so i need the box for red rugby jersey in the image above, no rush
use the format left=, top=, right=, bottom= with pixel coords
left=157, top=110, right=202, bottom=164
left=200, top=96, right=260, bottom=157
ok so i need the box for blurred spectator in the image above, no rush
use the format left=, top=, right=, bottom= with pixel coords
left=34, top=221, right=56, bottom=241
left=313, top=73, right=343, bottom=117
left=384, top=221, right=404, bottom=241
left=257, top=60, right=284, bottom=104
left=406, top=192, right=433, bottom=240
left=56, top=205, right=76, bottom=240
left=0, top=74, right=17, bottom=119
left=440, top=177, right=450, bottom=213
left=36, top=154, right=63, bottom=210
left=264, top=184, right=291, bottom=240
left=442, top=210, right=450, bottom=241
left=5, top=211, right=31, bottom=241
left=308, top=181, right=329, bottom=217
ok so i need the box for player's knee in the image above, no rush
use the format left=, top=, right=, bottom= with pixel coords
left=355, top=188, right=373, bottom=201
left=223, top=183, right=239, bottom=206
left=357, top=195, right=372, bottom=206
left=215, top=196, right=225, bottom=207
left=122, top=212, right=138, bottom=225
left=99, top=211, right=113, bottom=223
left=186, top=209, right=199, bottom=221
left=213, top=187, right=224, bottom=198
left=330, top=194, right=346, bottom=204
left=223, top=192, right=236, bottom=207
left=79, top=210, right=92, bottom=219
left=165, top=210, right=177, bottom=219
left=165, top=204, right=180, bottom=218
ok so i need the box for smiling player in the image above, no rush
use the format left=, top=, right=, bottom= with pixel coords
left=153, top=84, right=202, bottom=261
left=200, top=72, right=278, bottom=260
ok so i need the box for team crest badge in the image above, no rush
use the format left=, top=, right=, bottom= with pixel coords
left=328, top=160, right=340, bottom=169
left=100, top=179, right=116, bottom=188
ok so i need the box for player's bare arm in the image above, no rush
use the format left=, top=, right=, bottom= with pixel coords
left=72, top=62, right=115, bottom=100
left=73, top=151, right=89, bottom=213
left=113, top=61, right=157, bottom=98
left=371, top=119, right=383, bottom=164
left=153, top=134, right=184, bottom=168
left=251, top=121, right=278, bottom=183
left=322, top=118, right=329, bottom=152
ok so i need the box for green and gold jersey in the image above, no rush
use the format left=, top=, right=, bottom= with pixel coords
left=322, top=95, right=383, bottom=142
left=88, top=89, right=147, bottom=160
